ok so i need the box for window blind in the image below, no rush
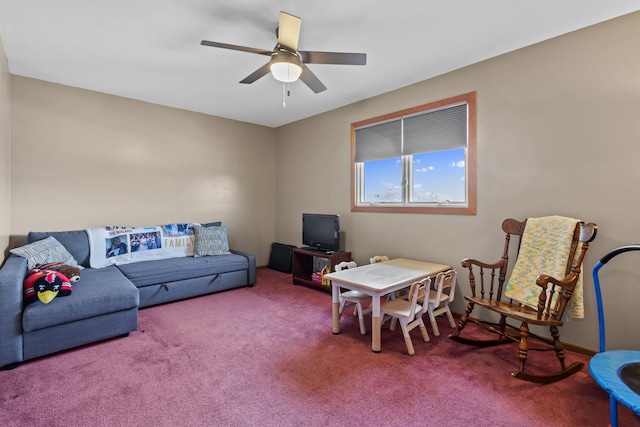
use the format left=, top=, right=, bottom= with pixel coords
left=355, top=103, right=467, bottom=162
left=354, top=119, right=401, bottom=163
left=403, top=104, right=467, bottom=155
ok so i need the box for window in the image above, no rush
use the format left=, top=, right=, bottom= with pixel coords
left=351, top=92, right=476, bottom=214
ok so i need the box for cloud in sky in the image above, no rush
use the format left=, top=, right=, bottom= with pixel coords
left=415, top=166, right=434, bottom=173
left=450, top=160, right=465, bottom=168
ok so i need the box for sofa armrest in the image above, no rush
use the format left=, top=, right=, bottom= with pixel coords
left=0, top=254, right=27, bottom=367
left=230, top=249, right=256, bottom=285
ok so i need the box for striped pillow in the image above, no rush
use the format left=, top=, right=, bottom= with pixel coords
left=10, top=236, right=81, bottom=270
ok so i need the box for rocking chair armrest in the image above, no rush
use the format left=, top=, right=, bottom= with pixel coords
left=461, top=257, right=506, bottom=270
left=535, top=271, right=579, bottom=291
left=534, top=272, right=581, bottom=320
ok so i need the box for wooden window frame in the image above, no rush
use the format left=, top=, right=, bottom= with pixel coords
left=350, top=91, right=477, bottom=215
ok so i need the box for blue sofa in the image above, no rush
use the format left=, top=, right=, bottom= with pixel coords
left=0, top=228, right=256, bottom=369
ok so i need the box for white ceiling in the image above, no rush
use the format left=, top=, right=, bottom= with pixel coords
left=0, top=1, right=638, bottom=128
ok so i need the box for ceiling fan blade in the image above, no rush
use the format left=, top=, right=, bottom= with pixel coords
left=299, top=51, right=367, bottom=66
left=239, top=62, right=272, bottom=84
left=299, top=65, right=327, bottom=93
left=200, top=40, right=272, bottom=56
left=277, top=11, right=301, bottom=51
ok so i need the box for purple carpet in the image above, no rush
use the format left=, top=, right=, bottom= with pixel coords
left=0, top=268, right=638, bottom=426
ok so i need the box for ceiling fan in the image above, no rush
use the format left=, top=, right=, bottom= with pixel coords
left=200, top=11, right=367, bottom=93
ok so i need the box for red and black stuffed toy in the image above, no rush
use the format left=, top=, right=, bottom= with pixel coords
left=23, top=269, right=73, bottom=305
left=35, top=262, right=81, bottom=283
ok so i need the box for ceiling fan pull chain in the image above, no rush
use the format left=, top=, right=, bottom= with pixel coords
left=282, top=82, right=286, bottom=107
left=282, top=80, right=293, bottom=108
left=283, top=63, right=291, bottom=108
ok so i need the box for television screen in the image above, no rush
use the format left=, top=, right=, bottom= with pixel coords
left=302, top=213, right=340, bottom=252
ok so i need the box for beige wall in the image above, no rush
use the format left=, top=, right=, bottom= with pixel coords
left=275, top=12, right=640, bottom=351
left=0, top=33, right=10, bottom=257
left=10, top=77, right=276, bottom=264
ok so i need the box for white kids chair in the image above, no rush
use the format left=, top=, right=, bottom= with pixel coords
left=380, top=278, right=431, bottom=355
left=335, top=261, right=371, bottom=335
left=423, top=269, right=457, bottom=337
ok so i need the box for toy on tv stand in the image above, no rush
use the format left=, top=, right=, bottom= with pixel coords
left=292, top=247, right=352, bottom=293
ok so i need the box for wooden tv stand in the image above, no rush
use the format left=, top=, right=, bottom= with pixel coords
left=292, top=247, right=352, bottom=293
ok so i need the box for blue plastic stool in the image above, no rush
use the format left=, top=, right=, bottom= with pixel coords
left=590, top=245, right=640, bottom=427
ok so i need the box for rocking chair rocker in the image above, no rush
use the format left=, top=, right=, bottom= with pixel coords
left=448, top=217, right=597, bottom=384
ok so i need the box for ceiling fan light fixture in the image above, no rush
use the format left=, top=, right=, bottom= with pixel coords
left=270, top=52, right=302, bottom=82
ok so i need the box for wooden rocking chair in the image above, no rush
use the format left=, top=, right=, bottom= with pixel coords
left=448, top=217, right=597, bottom=384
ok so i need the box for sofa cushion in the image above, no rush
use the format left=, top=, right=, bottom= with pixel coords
left=202, top=221, right=222, bottom=227
left=28, top=230, right=90, bottom=268
left=117, top=254, right=249, bottom=287
left=11, top=236, right=82, bottom=270
left=22, top=266, right=139, bottom=333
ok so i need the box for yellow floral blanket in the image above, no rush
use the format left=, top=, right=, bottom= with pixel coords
left=504, top=216, right=584, bottom=318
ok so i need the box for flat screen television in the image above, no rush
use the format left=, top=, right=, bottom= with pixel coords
left=302, top=213, right=340, bottom=252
